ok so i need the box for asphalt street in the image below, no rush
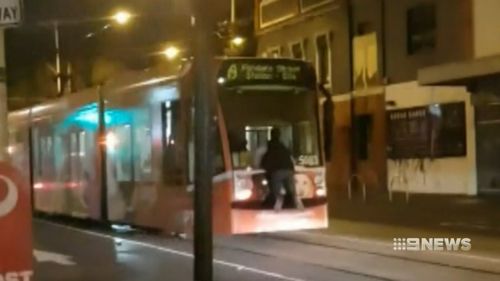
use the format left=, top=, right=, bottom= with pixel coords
left=33, top=219, right=500, bottom=281
left=33, top=220, right=381, bottom=281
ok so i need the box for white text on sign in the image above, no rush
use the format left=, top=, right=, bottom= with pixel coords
left=0, top=0, right=22, bottom=26
left=0, top=271, right=33, bottom=281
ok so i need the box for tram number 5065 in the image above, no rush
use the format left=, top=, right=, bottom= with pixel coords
left=297, top=155, right=319, bottom=166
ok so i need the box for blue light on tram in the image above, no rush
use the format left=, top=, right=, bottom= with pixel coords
left=58, top=103, right=132, bottom=131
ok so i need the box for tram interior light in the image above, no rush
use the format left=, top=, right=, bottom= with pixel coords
left=105, top=132, right=119, bottom=151
left=60, top=103, right=131, bottom=131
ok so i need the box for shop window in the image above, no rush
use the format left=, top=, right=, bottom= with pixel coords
left=407, top=4, right=436, bottom=55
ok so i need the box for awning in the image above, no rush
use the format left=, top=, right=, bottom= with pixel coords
left=418, top=54, right=500, bottom=86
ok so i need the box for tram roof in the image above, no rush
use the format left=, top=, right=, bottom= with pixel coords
left=9, top=57, right=314, bottom=121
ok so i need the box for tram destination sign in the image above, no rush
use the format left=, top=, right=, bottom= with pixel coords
left=0, top=0, right=22, bottom=26
left=218, top=59, right=316, bottom=89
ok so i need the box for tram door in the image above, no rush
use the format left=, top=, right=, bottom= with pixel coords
left=67, top=130, right=88, bottom=216
left=107, top=124, right=133, bottom=221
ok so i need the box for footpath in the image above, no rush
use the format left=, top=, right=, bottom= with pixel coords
left=266, top=190, right=500, bottom=275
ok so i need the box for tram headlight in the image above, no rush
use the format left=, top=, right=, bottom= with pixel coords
left=314, top=174, right=327, bottom=197
left=235, top=189, right=253, bottom=201
left=234, top=177, right=253, bottom=201
left=316, top=188, right=327, bottom=197
left=104, top=132, right=119, bottom=152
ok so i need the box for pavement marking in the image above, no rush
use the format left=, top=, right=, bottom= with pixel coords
left=39, top=220, right=306, bottom=281
left=33, top=249, right=76, bottom=266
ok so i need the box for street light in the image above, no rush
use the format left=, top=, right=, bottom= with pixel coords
left=112, top=11, right=132, bottom=25
left=163, top=46, right=180, bottom=60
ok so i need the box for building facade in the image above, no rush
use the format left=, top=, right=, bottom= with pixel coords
left=418, top=0, right=500, bottom=195
left=254, top=0, right=496, bottom=201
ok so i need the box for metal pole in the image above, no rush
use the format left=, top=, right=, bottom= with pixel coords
left=347, top=0, right=357, bottom=180
left=192, top=0, right=216, bottom=280
left=54, top=22, right=62, bottom=96
left=0, top=29, right=8, bottom=161
left=66, top=62, right=72, bottom=93
left=98, top=86, right=108, bottom=221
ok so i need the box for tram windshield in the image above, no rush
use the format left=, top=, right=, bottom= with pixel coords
left=217, top=59, right=321, bottom=170
left=220, top=88, right=321, bottom=169
left=220, top=89, right=321, bottom=168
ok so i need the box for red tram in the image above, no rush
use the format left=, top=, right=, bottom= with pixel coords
left=8, top=58, right=328, bottom=234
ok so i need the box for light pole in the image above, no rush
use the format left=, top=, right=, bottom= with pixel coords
left=231, top=0, right=236, bottom=23
left=192, top=0, right=216, bottom=280
left=52, top=10, right=133, bottom=96
left=53, top=22, right=62, bottom=95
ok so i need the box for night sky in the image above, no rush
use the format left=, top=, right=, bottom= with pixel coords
left=5, top=0, right=253, bottom=109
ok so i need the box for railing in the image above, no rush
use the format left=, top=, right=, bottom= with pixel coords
left=389, top=174, right=410, bottom=203
left=348, top=174, right=366, bottom=202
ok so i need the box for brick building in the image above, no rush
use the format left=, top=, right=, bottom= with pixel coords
left=254, top=0, right=500, bottom=202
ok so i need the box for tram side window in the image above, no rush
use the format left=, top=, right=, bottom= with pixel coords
left=32, top=128, right=41, bottom=180
left=110, top=125, right=133, bottom=182
left=162, top=100, right=183, bottom=184
left=135, top=126, right=152, bottom=181
left=187, top=111, right=225, bottom=183
left=38, top=134, right=54, bottom=181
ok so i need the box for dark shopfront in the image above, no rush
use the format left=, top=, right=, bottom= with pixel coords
left=419, top=54, right=500, bottom=194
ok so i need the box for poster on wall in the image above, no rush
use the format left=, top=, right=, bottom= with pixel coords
left=387, top=102, right=466, bottom=159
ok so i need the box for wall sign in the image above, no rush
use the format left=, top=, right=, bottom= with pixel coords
left=0, top=162, right=32, bottom=280
left=387, top=102, right=466, bottom=159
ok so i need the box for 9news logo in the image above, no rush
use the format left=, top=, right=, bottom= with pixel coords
left=393, top=238, right=472, bottom=252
